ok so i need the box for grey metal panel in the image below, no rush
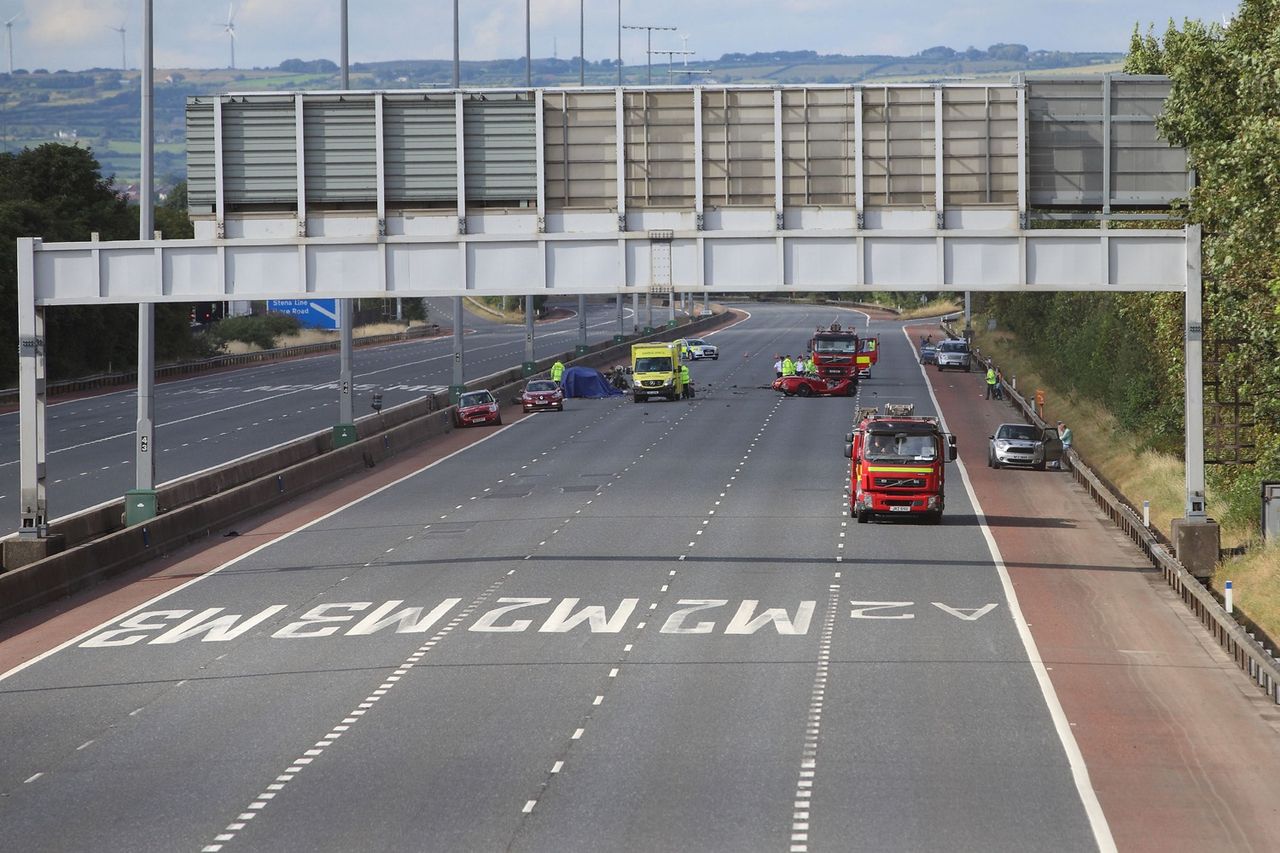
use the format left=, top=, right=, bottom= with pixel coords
left=1027, top=76, right=1186, bottom=208
left=303, top=96, right=377, bottom=204
left=625, top=90, right=695, bottom=208
left=221, top=95, right=298, bottom=207
left=782, top=88, right=855, bottom=207
left=863, top=87, right=935, bottom=207
left=544, top=91, right=617, bottom=210
left=702, top=89, right=774, bottom=207
left=186, top=97, right=216, bottom=213
left=382, top=94, right=457, bottom=205
left=464, top=95, right=537, bottom=204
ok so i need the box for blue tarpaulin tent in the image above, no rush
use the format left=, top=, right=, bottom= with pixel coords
left=561, top=366, right=623, bottom=398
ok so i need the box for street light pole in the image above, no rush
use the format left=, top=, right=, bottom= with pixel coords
left=127, top=0, right=157, bottom=524
left=340, top=0, right=349, bottom=88
left=452, top=0, right=460, bottom=87
left=621, top=24, right=676, bottom=86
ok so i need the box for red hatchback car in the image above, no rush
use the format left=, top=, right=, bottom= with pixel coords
left=520, top=379, right=564, bottom=413
left=453, top=389, right=502, bottom=427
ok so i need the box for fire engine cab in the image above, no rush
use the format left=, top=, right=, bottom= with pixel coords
left=844, top=404, right=957, bottom=524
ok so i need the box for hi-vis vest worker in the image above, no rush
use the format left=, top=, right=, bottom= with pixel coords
left=985, top=367, right=996, bottom=386
left=551, top=361, right=565, bottom=383
left=680, top=363, right=690, bottom=385
left=782, top=357, right=796, bottom=376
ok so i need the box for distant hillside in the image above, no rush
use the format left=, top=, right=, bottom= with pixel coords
left=0, top=44, right=1121, bottom=187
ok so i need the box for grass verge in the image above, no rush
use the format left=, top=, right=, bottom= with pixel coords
left=966, top=322, right=1279, bottom=643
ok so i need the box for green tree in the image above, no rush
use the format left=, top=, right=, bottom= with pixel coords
left=1126, top=2, right=1280, bottom=527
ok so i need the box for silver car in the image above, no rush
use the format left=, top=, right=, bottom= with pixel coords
left=935, top=339, right=971, bottom=371
left=988, top=423, right=1064, bottom=471
left=681, top=338, right=719, bottom=360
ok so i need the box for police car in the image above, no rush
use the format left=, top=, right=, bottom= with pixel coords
left=678, top=338, right=719, bottom=360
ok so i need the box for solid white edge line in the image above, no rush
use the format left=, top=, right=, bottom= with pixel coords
left=0, top=416, right=536, bottom=686
left=701, top=307, right=752, bottom=337
left=901, top=323, right=1116, bottom=853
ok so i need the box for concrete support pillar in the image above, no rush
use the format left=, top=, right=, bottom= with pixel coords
left=576, top=293, right=589, bottom=354
left=667, top=291, right=677, bottom=328
left=644, top=292, right=654, bottom=333
left=523, top=294, right=537, bottom=375
left=703, top=289, right=710, bottom=315
left=632, top=291, right=639, bottom=333
left=964, top=291, right=972, bottom=340
left=332, top=299, right=357, bottom=447
left=615, top=293, right=626, bottom=342
left=450, top=296, right=466, bottom=403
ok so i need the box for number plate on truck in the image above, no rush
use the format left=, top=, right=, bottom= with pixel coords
left=889, top=506, right=912, bottom=512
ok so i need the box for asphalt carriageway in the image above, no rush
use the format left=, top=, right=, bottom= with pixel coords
left=4, top=302, right=1280, bottom=850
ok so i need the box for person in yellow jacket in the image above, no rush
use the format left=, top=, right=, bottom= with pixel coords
left=680, top=363, right=692, bottom=398
left=985, top=366, right=997, bottom=400
left=781, top=356, right=796, bottom=377
left=551, top=360, right=565, bottom=384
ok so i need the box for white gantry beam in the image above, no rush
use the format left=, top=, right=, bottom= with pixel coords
left=21, top=224, right=1190, bottom=304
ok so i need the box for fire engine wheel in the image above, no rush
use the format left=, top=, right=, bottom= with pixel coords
left=923, top=511, right=942, bottom=525
left=795, top=385, right=813, bottom=397
left=855, top=505, right=870, bottom=523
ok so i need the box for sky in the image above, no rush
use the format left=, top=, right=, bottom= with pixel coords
left=3, top=0, right=1237, bottom=72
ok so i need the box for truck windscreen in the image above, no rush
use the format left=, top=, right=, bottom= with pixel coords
left=865, top=434, right=937, bottom=462
left=813, top=337, right=858, bottom=354
left=635, top=356, right=673, bottom=373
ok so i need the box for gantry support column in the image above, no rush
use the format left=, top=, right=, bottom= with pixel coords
left=644, top=292, right=654, bottom=334
left=6, top=238, right=63, bottom=569
left=615, top=293, right=626, bottom=343
left=632, top=292, right=640, bottom=334
left=1172, top=224, right=1219, bottom=578
left=576, top=294, right=589, bottom=354
left=450, top=296, right=467, bottom=404
left=523, top=294, right=537, bottom=375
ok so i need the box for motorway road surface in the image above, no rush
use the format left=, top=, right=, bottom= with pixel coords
left=2, top=303, right=1277, bottom=850
left=0, top=297, right=638, bottom=531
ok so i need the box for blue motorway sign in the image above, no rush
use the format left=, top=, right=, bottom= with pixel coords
left=265, top=299, right=341, bottom=330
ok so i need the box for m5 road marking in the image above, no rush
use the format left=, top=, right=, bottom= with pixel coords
left=78, top=597, right=998, bottom=647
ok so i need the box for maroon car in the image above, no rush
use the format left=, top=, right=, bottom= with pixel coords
left=453, top=389, right=502, bottom=427
left=772, top=374, right=855, bottom=397
left=520, top=379, right=564, bottom=413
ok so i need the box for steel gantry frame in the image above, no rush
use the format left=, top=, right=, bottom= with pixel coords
left=14, top=79, right=1206, bottom=550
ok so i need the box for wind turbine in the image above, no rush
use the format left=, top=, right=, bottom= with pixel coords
left=223, top=3, right=237, bottom=70
left=107, top=23, right=127, bottom=71
left=4, top=11, right=20, bottom=76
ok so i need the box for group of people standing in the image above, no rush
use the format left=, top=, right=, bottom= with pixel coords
left=774, top=354, right=815, bottom=378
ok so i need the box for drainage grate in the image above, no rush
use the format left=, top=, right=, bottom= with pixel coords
left=421, top=523, right=474, bottom=537
left=484, top=486, right=533, bottom=499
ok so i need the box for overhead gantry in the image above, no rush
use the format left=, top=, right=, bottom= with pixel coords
left=12, top=75, right=1217, bottom=571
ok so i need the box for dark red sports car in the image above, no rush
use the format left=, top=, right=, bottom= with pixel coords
left=453, top=389, right=502, bottom=427
left=520, top=379, right=564, bottom=413
left=772, top=374, right=855, bottom=397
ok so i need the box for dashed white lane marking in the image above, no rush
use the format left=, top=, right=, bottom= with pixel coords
left=24, top=772, right=42, bottom=784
